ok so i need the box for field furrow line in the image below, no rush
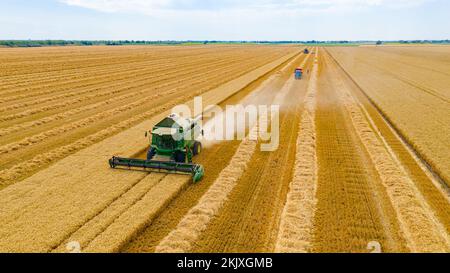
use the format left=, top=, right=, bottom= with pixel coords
left=275, top=49, right=319, bottom=253
left=330, top=57, right=450, bottom=252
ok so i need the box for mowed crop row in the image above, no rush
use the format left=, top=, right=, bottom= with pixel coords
left=327, top=46, right=450, bottom=185
left=0, top=45, right=298, bottom=189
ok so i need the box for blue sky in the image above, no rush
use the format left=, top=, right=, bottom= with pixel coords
left=0, top=0, right=449, bottom=40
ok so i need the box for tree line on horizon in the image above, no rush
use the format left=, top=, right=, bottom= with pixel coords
left=0, top=39, right=449, bottom=48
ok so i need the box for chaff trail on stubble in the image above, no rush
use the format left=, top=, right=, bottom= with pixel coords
left=275, top=48, right=319, bottom=253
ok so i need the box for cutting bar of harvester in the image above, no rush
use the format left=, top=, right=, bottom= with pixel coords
left=109, top=156, right=204, bottom=183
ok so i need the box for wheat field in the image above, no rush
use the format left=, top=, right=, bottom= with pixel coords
left=0, top=45, right=448, bottom=253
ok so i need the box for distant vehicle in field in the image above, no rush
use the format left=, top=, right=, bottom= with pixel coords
left=295, top=68, right=303, bottom=80
left=304, top=48, right=310, bottom=54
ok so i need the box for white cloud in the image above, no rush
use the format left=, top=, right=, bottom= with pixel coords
left=60, top=0, right=434, bottom=15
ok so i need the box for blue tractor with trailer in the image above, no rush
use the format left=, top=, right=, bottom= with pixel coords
left=295, top=68, right=303, bottom=80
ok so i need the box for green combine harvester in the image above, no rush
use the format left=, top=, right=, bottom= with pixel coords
left=109, top=113, right=205, bottom=183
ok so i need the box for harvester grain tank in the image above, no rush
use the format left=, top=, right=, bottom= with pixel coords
left=109, top=113, right=205, bottom=183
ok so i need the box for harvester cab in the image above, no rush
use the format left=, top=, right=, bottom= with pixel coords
left=295, top=68, right=303, bottom=80
left=147, top=113, right=203, bottom=163
left=109, top=113, right=205, bottom=183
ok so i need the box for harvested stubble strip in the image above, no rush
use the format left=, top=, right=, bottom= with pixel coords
left=275, top=50, right=319, bottom=253
left=156, top=126, right=259, bottom=253
left=82, top=175, right=190, bottom=253
left=52, top=173, right=166, bottom=253
left=328, top=56, right=450, bottom=252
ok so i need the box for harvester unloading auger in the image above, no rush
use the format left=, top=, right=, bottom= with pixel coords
left=109, top=113, right=205, bottom=183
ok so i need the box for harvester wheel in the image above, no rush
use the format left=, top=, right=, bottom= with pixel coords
left=193, top=141, right=202, bottom=156
left=147, top=148, right=156, bottom=160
